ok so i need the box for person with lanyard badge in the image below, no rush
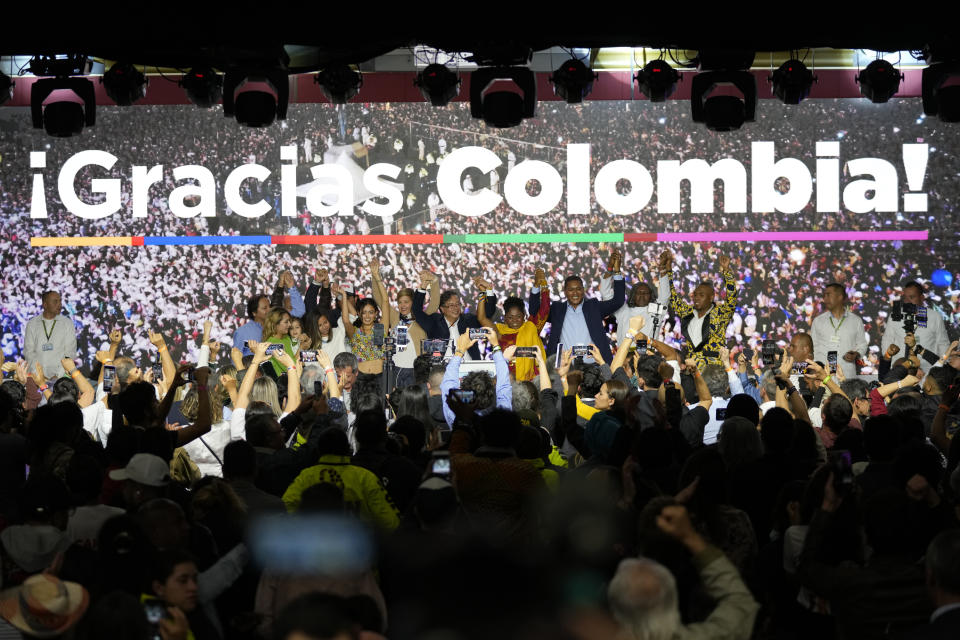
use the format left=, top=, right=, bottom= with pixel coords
left=811, top=283, right=868, bottom=380
left=23, top=290, right=77, bottom=379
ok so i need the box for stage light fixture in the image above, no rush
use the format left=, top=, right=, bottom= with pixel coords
left=415, top=63, right=460, bottom=106
left=922, top=61, right=960, bottom=122
left=771, top=59, right=816, bottom=104
left=223, top=68, right=289, bottom=127
left=0, top=71, right=13, bottom=105
left=691, top=70, right=757, bottom=131
left=180, top=66, right=223, bottom=108
left=315, top=65, right=362, bottom=104
left=469, top=66, right=536, bottom=128
left=101, top=62, right=147, bottom=106
left=31, top=77, right=96, bottom=137
left=856, top=59, right=902, bottom=103
left=635, top=59, right=680, bottom=102
left=549, top=58, right=596, bottom=103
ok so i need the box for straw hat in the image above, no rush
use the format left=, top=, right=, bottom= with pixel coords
left=0, top=573, right=89, bottom=638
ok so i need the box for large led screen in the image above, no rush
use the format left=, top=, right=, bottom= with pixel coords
left=1, top=99, right=957, bottom=371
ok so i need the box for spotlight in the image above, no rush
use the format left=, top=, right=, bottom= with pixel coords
left=922, top=61, right=960, bottom=122
left=180, top=66, right=223, bottom=108
left=223, top=68, right=289, bottom=127
left=31, top=77, right=96, bottom=137
left=691, top=71, right=757, bottom=131
left=635, top=60, right=681, bottom=102
left=415, top=63, right=460, bottom=106
left=770, top=59, right=816, bottom=104
left=469, top=66, right=536, bottom=128
left=101, top=62, right=147, bottom=106
left=315, top=65, right=362, bottom=104
left=0, top=71, right=13, bottom=106
left=549, top=58, right=596, bottom=103
left=856, top=59, right=902, bottom=103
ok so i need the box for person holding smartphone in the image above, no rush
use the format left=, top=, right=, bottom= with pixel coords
left=262, top=308, right=297, bottom=378
left=811, top=283, right=867, bottom=380
left=145, top=548, right=213, bottom=640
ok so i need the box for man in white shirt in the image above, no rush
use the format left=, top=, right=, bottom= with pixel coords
left=811, top=283, right=868, bottom=380
left=600, top=277, right=669, bottom=346
left=23, top=291, right=77, bottom=379
left=881, top=281, right=951, bottom=373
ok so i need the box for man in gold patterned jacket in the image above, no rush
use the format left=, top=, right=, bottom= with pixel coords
left=657, top=250, right=739, bottom=369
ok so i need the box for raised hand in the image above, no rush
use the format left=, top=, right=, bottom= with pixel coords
left=473, top=276, right=493, bottom=291
left=803, top=359, right=826, bottom=381
left=718, top=254, right=731, bottom=272
left=61, top=357, right=77, bottom=374
left=657, top=250, right=673, bottom=275
left=557, top=349, right=573, bottom=377
left=534, top=268, right=548, bottom=288
left=330, top=283, right=343, bottom=297
left=589, top=343, right=605, bottom=365
left=369, top=258, right=382, bottom=280
left=315, top=268, right=329, bottom=285
left=456, top=332, right=477, bottom=355
left=628, top=314, right=646, bottom=334
left=607, top=249, right=623, bottom=274
left=718, top=346, right=731, bottom=366
left=148, top=330, right=166, bottom=348
left=503, top=345, right=518, bottom=362
left=316, top=350, right=333, bottom=369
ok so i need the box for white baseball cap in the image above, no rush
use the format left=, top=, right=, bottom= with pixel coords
left=108, top=453, right=171, bottom=487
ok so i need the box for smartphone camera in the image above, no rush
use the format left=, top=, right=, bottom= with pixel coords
left=450, top=388, right=476, bottom=403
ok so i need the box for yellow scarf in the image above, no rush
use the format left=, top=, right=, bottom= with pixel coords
left=576, top=395, right=599, bottom=421
left=496, top=320, right=545, bottom=381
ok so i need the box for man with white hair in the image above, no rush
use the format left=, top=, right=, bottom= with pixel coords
left=607, top=505, right=758, bottom=640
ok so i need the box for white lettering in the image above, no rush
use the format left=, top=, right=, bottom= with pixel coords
left=361, top=163, right=405, bottom=217
left=224, top=163, right=272, bottom=218
left=504, top=160, right=564, bottom=216
left=566, top=143, right=591, bottom=215
left=595, top=159, right=654, bottom=215
left=170, top=165, right=216, bottom=218
left=842, top=158, right=898, bottom=213
left=306, top=164, right=353, bottom=218
left=751, top=141, right=813, bottom=213
left=131, top=165, right=164, bottom=218
left=657, top=158, right=746, bottom=213
left=436, top=146, right=503, bottom=217
left=57, top=150, right=120, bottom=219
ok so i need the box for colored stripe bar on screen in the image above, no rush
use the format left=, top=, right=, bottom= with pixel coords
left=650, top=231, right=929, bottom=242
left=30, top=230, right=929, bottom=247
left=272, top=234, right=444, bottom=245
left=31, top=236, right=135, bottom=247
left=456, top=233, right=625, bottom=244
left=143, top=235, right=271, bottom=246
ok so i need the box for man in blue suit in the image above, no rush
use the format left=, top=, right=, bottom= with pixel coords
left=529, top=251, right=626, bottom=364
left=413, top=270, right=497, bottom=361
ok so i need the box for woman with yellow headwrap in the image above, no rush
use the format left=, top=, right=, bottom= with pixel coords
left=476, top=269, right=551, bottom=381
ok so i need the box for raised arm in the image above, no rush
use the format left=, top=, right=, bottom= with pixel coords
left=273, top=350, right=301, bottom=413
left=715, top=254, right=739, bottom=314
left=611, top=315, right=646, bottom=375
left=236, top=341, right=270, bottom=410
left=148, top=329, right=177, bottom=387
left=98, top=329, right=123, bottom=386
left=485, top=326, right=512, bottom=411
left=369, top=258, right=393, bottom=330
left=175, top=366, right=212, bottom=446
left=474, top=277, right=496, bottom=330
left=337, top=284, right=357, bottom=339
left=315, top=350, right=341, bottom=399
left=425, top=272, right=441, bottom=315
left=596, top=252, right=626, bottom=317
left=62, top=357, right=95, bottom=408
left=686, top=359, right=713, bottom=411
left=658, top=250, right=692, bottom=318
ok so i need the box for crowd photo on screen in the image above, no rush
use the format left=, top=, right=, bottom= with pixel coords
left=0, top=97, right=960, bottom=640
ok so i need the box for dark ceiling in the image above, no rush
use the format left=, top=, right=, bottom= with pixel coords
left=4, top=6, right=952, bottom=73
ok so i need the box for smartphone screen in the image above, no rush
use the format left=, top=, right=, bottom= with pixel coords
left=515, top=346, right=539, bottom=358
left=102, top=365, right=116, bottom=392
left=451, top=388, right=475, bottom=403
left=431, top=456, right=451, bottom=476
left=827, top=351, right=838, bottom=374
left=469, top=328, right=486, bottom=340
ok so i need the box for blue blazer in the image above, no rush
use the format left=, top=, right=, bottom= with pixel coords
left=412, top=290, right=497, bottom=361
left=529, top=278, right=625, bottom=363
